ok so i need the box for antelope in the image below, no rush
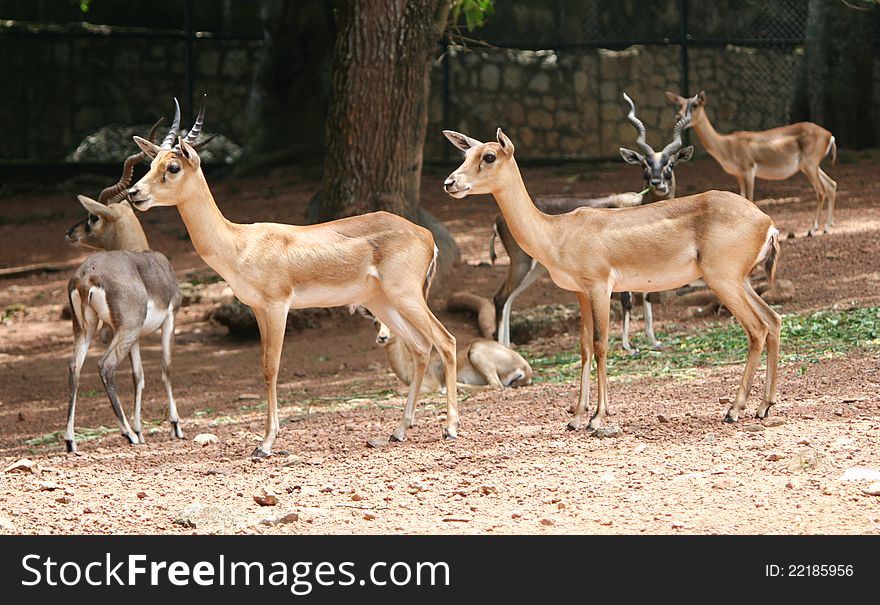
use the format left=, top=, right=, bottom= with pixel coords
left=666, top=90, right=837, bottom=236
left=443, top=128, right=782, bottom=430
left=491, top=93, right=693, bottom=355
left=128, top=97, right=459, bottom=457
left=374, top=319, right=532, bottom=392
left=64, top=121, right=184, bottom=452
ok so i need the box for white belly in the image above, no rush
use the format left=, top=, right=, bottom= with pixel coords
left=289, top=281, right=372, bottom=309
left=614, top=264, right=702, bottom=293
left=756, top=159, right=800, bottom=180
left=141, top=300, right=170, bottom=335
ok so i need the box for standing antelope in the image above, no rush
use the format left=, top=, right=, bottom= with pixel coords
left=128, top=97, right=459, bottom=457
left=65, top=122, right=185, bottom=452
left=491, top=93, right=693, bottom=355
left=667, top=90, right=837, bottom=235
left=443, top=128, right=781, bottom=430
left=374, top=319, right=532, bottom=392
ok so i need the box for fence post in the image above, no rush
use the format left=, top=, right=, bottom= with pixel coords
left=184, top=0, right=194, bottom=120
left=442, top=42, right=451, bottom=161
left=679, top=0, right=690, bottom=145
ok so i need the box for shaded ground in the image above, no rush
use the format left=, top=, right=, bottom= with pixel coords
left=1, top=153, right=879, bottom=534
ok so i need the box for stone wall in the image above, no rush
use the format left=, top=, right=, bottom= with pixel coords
left=426, top=43, right=806, bottom=161
left=1, top=28, right=259, bottom=160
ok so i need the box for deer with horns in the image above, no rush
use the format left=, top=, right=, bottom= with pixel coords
left=127, top=96, right=459, bottom=457
left=443, top=127, right=782, bottom=431
left=491, top=93, right=693, bottom=355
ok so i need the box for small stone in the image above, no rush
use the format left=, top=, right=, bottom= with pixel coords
left=702, top=433, right=716, bottom=444
left=785, top=481, right=794, bottom=489
left=37, top=481, right=62, bottom=491
left=633, top=443, right=647, bottom=454
left=719, top=397, right=732, bottom=405
left=193, top=433, right=219, bottom=446
left=238, top=393, right=261, bottom=401
left=863, top=482, right=880, bottom=496
left=367, top=438, right=389, bottom=449
left=767, top=453, right=786, bottom=461
left=742, top=424, right=763, bottom=432
left=591, top=425, right=622, bottom=439
left=305, top=457, right=324, bottom=466
left=539, top=518, right=554, bottom=526
left=833, top=409, right=844, bottom=416
left=254, top=488, right=278, bottom=507
left=351, top=493, right=364, bottom=502
left=599, top=518, right=613, bottom=526
left=657, top=414, right=669, bottom=423
left=797, top=438, right=811, bottom=445
left=764, top=417, right=785, bottom=427
left=671, top=521, right=685, bottom=529
left=841, top=468, right=880, bottom=482
left=4, top=458, right=41, bottom=475
left=137, top=491, right=147, bottom=499
left=363, top=513, right=376, bottom=521
left=56, top=496, right=71, bottom=504
left=261, top=511, right=299, bottom=525
left=0, top=516, right=13, bottom=530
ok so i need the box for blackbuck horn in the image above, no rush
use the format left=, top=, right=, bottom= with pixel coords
left=160, top=98, right=182, bottom=150
left=97, top=118, right=165, bottom=204
left=623, top=92, right=654, bottom=155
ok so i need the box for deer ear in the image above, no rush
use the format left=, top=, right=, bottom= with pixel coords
left=178, top=137, right=201, bottom=167
left=696, top=91, right=706, bottom=105
left=77, top=195, right=116, bottom=219
left=619, top=147, right=645, bottom=165
left=665, top=91, right=686, bottom=106
left=443, top=130, right=482, bottom=152
left=496, top=128, right=515, bottom=156
left=133, top=136, right=160, bottom=159
left=675, top=146, right=694, bottom=162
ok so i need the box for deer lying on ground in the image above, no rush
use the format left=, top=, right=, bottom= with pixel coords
left=444, top=128, right=781, bottom=429
left=491, top=93, right=693, bottom=355
left=64, top=120, right=185, bottom=452
left=667, top=90, right=837, bottom=236
left=374, top=319, right=531, bottom=392
left=128, top=97, right=459, bottom=457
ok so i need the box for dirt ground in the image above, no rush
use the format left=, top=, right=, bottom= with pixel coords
left=1, top=153, right=879, bottom=535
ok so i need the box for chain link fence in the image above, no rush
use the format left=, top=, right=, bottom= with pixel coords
left=428, top=0, right=820, bottom=161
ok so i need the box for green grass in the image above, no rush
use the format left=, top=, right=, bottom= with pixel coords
left=526, top=306, right=880, bottom=384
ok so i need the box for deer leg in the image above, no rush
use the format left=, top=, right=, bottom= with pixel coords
left=619, top=291, right=638, bottom=356
left=129, top=342, right=146, bottom=444
left=587, top=288, right=612, bottom=431
left=65, top=304, right=98, bottom=453
left=497, top=260, right=544, bottom=347
left=819, top=168, right=837, bottom=232
left=744, top=167, right=756, bottom=201
left=705, top=278, right=769, bottom=422
left=98, top=329, right=140, bottom=445
left=468, top=349, right=505, bottom=388
left=567, top=292, right=594, bottom=431
left=161, top=312, right=183, bottom=439
left=745, top=285, right=782, bottom=418
left=252, top=304, right=288, bottom=458
left=803, top=165, right=826, bottom=236
left=644, top=297, right=663, bottom=350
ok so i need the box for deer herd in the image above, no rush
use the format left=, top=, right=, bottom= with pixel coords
left=59, top=88, right=837, bottom=457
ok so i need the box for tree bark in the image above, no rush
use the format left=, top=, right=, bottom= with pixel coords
left=791, top=0, right=876, bottom=148
left=312, top=0, right=450, bottom=220
left=243, top=0, right=334, bottom=159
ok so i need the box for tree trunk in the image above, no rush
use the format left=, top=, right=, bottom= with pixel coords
left=243, top=0, right=334, bottom=159
left=791, top=0, right=876, bottom=149
left=314, top=0, right=449, bottom=221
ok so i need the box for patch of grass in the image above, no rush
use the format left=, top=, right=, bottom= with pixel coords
left=526, top=306, right=880, bottom=384
left=25, top=425, right=115, bottom=447
left=2, top=303, right=26, bottom=322
left=81, top=388, right=102, bottom=398
left=192, top=407, right=214, bottom=418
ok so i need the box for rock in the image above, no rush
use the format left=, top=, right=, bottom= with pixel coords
left=764, top=417, right=785, bottom=427
left=363, top=513, right=376, bottom=521
left=591, top=425, right=622, bottom=439
left=841, top=468, right=880, bottom=482
left=702, top=433, right=716, bottom=444
left=193, top=433, right=219, bottom=446
left=633, top=443, right=647, bottom=454
left=719, top=397, right=732, bottom=406
left=0, top=516, right=13, bottom=530
left=864, top=482, right=880, bottom=496
left=508, top=303, right=580, bottom=344
left=56, top=496, right=71, bottom=504
left=657, top=414, right=669, bottom=423
left=254, top=488, right=278, bottom=506
left=4, top=458, right=41, bottom=475
left=37, top=481, right=62, bottom=491
left=351, top=493, right=364, bottom=502
left=742, top=424, right=763, bottom=432
left=539, top=518, right=554, bottom=526
left=260, top=511, right=299, bottom=526
left=173, top=504, right=250, bottom=531
left=305, top=457, right=324, bottom=466
left=671, top=521, right=685, bottom=529
left=766, top=453, right=786, bottom=461
left=283, top=455, right=303, bottom=467
left=137, top=491, right=147, bottom=499
left=833, top=409, right=844, bottom=417
left=599, top=518, right=613, bottom=526
left=367, top=438, right=389, bottom=449
left=238, top=393, right=261, bottom=401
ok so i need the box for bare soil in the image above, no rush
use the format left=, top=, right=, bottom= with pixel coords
left=1, top=154, right=880, bottom=534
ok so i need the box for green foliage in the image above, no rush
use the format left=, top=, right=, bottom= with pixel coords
left=526, top=306, right=880, bottom=384
left=451, top=0, right=495, bottom=32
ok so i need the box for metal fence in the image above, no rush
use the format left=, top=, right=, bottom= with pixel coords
left=433, top=0, right=817, bottom=160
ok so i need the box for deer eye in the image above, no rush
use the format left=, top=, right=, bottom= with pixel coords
left=168, top=164, right=181, bottom=174
left=483, top=153, right=496, bottom=164
left=88, top=214, right=99, bottom=223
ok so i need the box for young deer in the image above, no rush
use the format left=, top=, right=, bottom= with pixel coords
left=667, top=90, right=837, bottom=235
left=491, top=93, right=693, bottom=355
left=444, top=128, right=781, bottom=430
left=374, top=319, right=532, bottom=392
left=128, top=97, right=459, bottom=457
left=64, top=127, right=184, bottom=452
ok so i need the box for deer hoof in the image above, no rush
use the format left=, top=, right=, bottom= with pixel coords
left=171, top=421, right=184, bottom=439
left=65, top=440, right=76, bottom=454
left=722, top=412, right=737, bottom=423
left=566, top=418, right=581, bottom=431
left=442, top=427, right=458, bottom=440
left=389, top=431, right=405, bottom=443
left=251, top=447, right=271, bottom=459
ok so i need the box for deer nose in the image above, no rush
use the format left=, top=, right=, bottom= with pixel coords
left=443, top=178, right=455, bottom=188
left=376, top=335, right=388, bottom=344
left=650, top=178, right=662, bottom=186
